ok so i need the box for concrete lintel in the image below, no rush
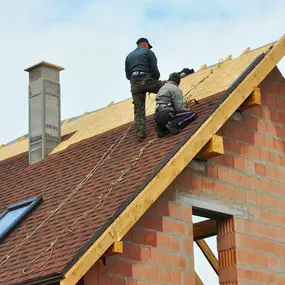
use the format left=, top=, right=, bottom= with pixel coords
left=25, top=61, right=64, bottom=72
left=177, top=192, right=253, bottom=220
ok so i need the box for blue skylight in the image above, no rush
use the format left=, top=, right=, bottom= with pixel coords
left=0, top=197, right=42, bottom=241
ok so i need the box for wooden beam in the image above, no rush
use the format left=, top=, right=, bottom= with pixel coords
left=193, top=220, right=217, bottom=241
left=195, top=272, right=204, bottom=285
left=239, top=87, right=261, bottom=111
left=106, top=241, right=123, bottom=255
left=79, top=111, right=89, bottom=118
left=77, top=277, right=84, bottom=285
left=197, top=64, right=207, bottom=72
left=196, top=239, right=219, bottom=275
left=107, top=101, right=115, bottom=107
left=240, top=47, right=250, bottom=56
left=224, top=54, right=232, bottom=62
left=60, top=34, right=285, bottom=285
left=17, top=135, right=26, bottom=142
left=195, top=134, right=224, bottom=160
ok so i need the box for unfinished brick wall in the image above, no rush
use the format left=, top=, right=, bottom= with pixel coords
left=174, top=67, right=285, bottom=285
left=84, top=186, right=195, bottom=285
left=83, top=67, right=285, bottom=285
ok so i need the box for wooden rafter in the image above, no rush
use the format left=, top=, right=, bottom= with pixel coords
left=239, top=87, right=261, bottom=111
left=197, top=64, right=207, bottom=72
left=193, top=220, right=217, bottom=241
left=60, top=35, right=285, bottom=285
left=195, top=272, right=204, bottom=285
left=106, top=241, right=123, bottom=255
left=224, top=54, right=232, bottom=62
left=240, top=47, right=250, bottom=56
left=107, top=101, right=115, bottom=107
left=195, top=134, right=224, bottom=160
left=196, top=239, right=219, bottom=275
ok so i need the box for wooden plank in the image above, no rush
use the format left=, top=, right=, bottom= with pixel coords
left=195, top=272, right=204, bottom=285
left=239, top=87, right=261, bottom=111
left=193, top=220, right=217, bottom=241
left=77, top=277, right=84, bottom=285
left=195, top=135, right=224, bottom=160
left=197, top=64, right=207, bottom=72
left=224, top=54, right=232, bottom=62
left=60, top=34, right=285, bottom=285
left=79, top=111, right=89, bottom=118
left=240, top=47, right=250, bottom=56
left=196, top=239, right=219, bottom=275
left=107, top=101, right=115, bottom=107
left=63, top=119, right=70, bottom=125
left=17, top=135, right=26, bottom=142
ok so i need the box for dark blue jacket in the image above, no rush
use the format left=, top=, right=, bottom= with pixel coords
left=125, top=47, right=160, bottom=80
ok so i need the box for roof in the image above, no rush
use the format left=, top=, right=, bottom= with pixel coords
left=0, top=41, right=275, bottom=161
left=0, top=35, right=284, bottom=285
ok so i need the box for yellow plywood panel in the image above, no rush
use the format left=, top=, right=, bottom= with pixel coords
left=0, top=140, right=29, bottom=160
left=0, top=43, right=273, bottom=161
left=179, top=44, right=272, bottom=101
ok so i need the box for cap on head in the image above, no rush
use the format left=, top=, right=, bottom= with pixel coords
left=136, top=37, right=153, bottom=49
left=168, top=72, right=181, bottom=84
left=181, top=68, right=192, bottom=74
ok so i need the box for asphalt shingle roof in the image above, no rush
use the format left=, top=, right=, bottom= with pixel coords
left=0, top=92, right=223, bottom=284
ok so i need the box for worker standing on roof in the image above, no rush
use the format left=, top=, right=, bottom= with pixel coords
left=154, top=72, right=197, bottom=137
left=125, top=38, right=164, bottom=142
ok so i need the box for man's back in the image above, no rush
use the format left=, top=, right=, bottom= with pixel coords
left=154, top=72, right=197, bottom=137
left=156, top=81, right=186, bottom=112
left=125, top=47, right=160, bottom=80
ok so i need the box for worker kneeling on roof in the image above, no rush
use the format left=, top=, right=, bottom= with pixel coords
left=155, top=72, right=197, bottom=137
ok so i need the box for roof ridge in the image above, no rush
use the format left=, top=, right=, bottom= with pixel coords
left=0, top=39, right=279, bottom=159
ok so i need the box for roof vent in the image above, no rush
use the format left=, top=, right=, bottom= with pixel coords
left=25, top=61, right=64, bottom=164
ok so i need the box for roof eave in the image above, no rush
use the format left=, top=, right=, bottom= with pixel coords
left=12, top=273, right=62, bottom=285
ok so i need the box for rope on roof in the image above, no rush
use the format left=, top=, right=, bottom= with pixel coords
left=1, top=56, right=227, bottom=277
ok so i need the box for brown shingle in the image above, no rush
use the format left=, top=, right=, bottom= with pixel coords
left=0, top=92, right=223, bottom=285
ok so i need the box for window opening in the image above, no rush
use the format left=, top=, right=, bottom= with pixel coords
left=193, top=214, right=219, bottom=284
left=0, top=197, right=42, bottom=241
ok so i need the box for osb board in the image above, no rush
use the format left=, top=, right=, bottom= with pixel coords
left=0, top=44, right=272, bottom=161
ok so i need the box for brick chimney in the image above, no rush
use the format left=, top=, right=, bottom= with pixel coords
left=25, top=61, right=64, bottom=164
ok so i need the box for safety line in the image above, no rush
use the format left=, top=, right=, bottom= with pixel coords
left=22, top=137, right=158, bottom=274
left=1, top=57, right=225, bottom=280
left=0, top=122, right=134, bottom=269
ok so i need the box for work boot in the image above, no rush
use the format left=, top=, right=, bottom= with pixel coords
left=166, top=121, right=181, bottom=135
left=137, top=136, right=145, bottom=143
left=155, top=124, right=169, bottom=138
left=136, top=128, right=146, bottom=142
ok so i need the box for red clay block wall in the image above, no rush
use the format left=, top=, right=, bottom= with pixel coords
left=83, top=67, right=285, bottom=285
left=174, top=67, right=285, bottom=285
left=84, top=186, right=195, bottom=285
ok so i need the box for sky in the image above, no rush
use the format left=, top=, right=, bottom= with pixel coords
left=0, top=1, right=284, bottom=282
left=0, top=0, right=284, bottom=145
